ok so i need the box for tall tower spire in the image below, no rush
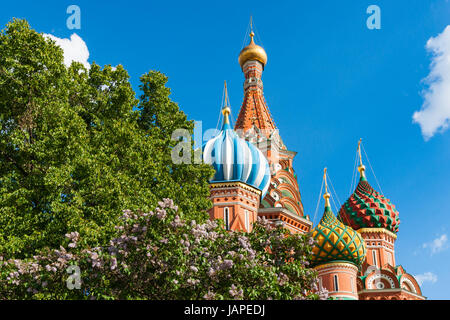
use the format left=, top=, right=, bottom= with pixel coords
left=235, top=20, right=307, bottom=225
left=222, top=81, right=231, bottom=125
left=323, top=168, right=331, bottom=208
left=235, top=21, right=274, bottom=135
left=357, top=138, right=366, bottom=180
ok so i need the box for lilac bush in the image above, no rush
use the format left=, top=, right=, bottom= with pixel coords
left=0, top=199, right=327, bottom=300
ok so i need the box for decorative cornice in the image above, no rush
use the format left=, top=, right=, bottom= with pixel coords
left=210, top=181, right=261, bottom=195
left=358, top=288, right=426, bottom=300
left=278, top=148, right=297, bottom=158
left=314, top=261, right=359, bottom=271
left=357, top=228, right=397, bottom=240
left=258, top=207, right=312, bottom=228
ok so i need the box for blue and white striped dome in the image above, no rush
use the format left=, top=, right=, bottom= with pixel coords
left=203, top=118, right=271, bottom=198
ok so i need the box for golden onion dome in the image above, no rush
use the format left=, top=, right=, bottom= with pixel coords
left=311, top=204, right=366, bottom=267
left=238, top=31, right=267, bottom=69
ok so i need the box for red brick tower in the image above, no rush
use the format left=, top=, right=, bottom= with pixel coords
left=235, top=27, right=311, bottom=234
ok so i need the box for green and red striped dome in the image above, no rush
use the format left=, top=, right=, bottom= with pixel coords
left=338, top=177, right=400, bottom=234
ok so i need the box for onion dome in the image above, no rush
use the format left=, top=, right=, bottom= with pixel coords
left=311, top=169, right=366, bottom=267
left=338, top=140, right=400, bottom=234
left=202, top=86, right=271, bottom=198
left=238, top=31, right=268, bottom=69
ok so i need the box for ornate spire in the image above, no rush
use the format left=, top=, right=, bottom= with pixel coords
left=338, top=139, right=401, bottom=234
left=238, top=18, right=267, bottom=69
left=222, top=81, right=231, bottom=125
left=323, top=167, right=331, bottom=208
left=357, top=138, right=366, bottom=180
left=202, top=82, right=271, bottom=197
left=235, top=21, right=275, bottom=136
left=234, top=20, right=304, bottom=217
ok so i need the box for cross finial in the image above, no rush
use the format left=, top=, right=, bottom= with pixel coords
left=249, top=16, right=255, bottom=39
left=357, top=138, right=366, bottom=179
left=222, top=81, right=231, bottom=124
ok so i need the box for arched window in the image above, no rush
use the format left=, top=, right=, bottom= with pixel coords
left=224, top=207, right=230, bottom=231
left=334, top=275, right=339, bottom=291
left=372, top=250, right=378, bottom=267
left=387, top=252, right=392, bottom=266
left=244, top=210, right=250, bottom=231
left=350, top=277, right=354, bottom=293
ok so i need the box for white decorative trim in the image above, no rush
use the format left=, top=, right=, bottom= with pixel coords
left=210, top=193, right=258, bottom=205
left=358, top=288, right=425, bottom=300
left=357, top=228, right=397, bottom=240
left=314, top=262, right=358, bottom=272
left=366, top=273, right=396, bottom=289
left=214, top=202, right=256, bottom=211
left=400, top=277, right=417, bottom=294
left=258, top=207, right=312, bottom=228
left=318, top=270, right=357, bottom=277
left=328, top=293, right=358, bottom=300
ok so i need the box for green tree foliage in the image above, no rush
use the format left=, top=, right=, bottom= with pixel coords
left=0, top=19, right=214, bottom=259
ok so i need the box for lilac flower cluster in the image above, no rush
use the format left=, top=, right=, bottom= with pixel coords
left=0, top=199, right=325, bottom=300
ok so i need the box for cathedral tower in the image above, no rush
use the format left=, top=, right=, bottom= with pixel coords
left=236, top=24, right=311, bottom=234
left=203, top=83, right=270, bottom=232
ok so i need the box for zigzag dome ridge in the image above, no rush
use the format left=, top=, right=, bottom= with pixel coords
left=338, top=176, right=400, bottom=234
left=338, top=141, right=400, bottom=234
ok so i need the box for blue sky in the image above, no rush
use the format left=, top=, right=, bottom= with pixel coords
left=1, top=0, right=450, bottom=299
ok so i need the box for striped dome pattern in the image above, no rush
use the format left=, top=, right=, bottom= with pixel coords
left=311, top=205, right=366, bottom=267
left=338, top=177, right=400, bottom=234
left=203, top=121, right=271, bottom=198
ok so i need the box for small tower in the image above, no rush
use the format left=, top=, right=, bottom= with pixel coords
left=236, top=24, right=274, bottom=136
left=311, top=168, right=366, bottom=300
left=202, top=82, right=271, bottom=232
left=338, top=140, right=424, bottom=300
left=339, top=139, right=399, bottom=268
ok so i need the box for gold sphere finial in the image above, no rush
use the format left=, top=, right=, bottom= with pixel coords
left=222, top=106, right=231, bottom=124
left=222, top=106, right=231, bottom=116
left=238, top=21, right=267, bottom=69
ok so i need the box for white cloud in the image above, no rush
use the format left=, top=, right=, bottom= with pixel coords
left=413, top=26, right=450, bottom=140
left=414, top=272, right=438, bottom=286
left=422, top=234, right=448, bottom=255
left=43, top=33, right=90, bottom=69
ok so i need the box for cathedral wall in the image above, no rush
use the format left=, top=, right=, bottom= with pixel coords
left=315, top=262, right=359, bottom=300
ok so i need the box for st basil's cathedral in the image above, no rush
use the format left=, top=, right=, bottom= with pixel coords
left=201, top=25, right=425, bottom=300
